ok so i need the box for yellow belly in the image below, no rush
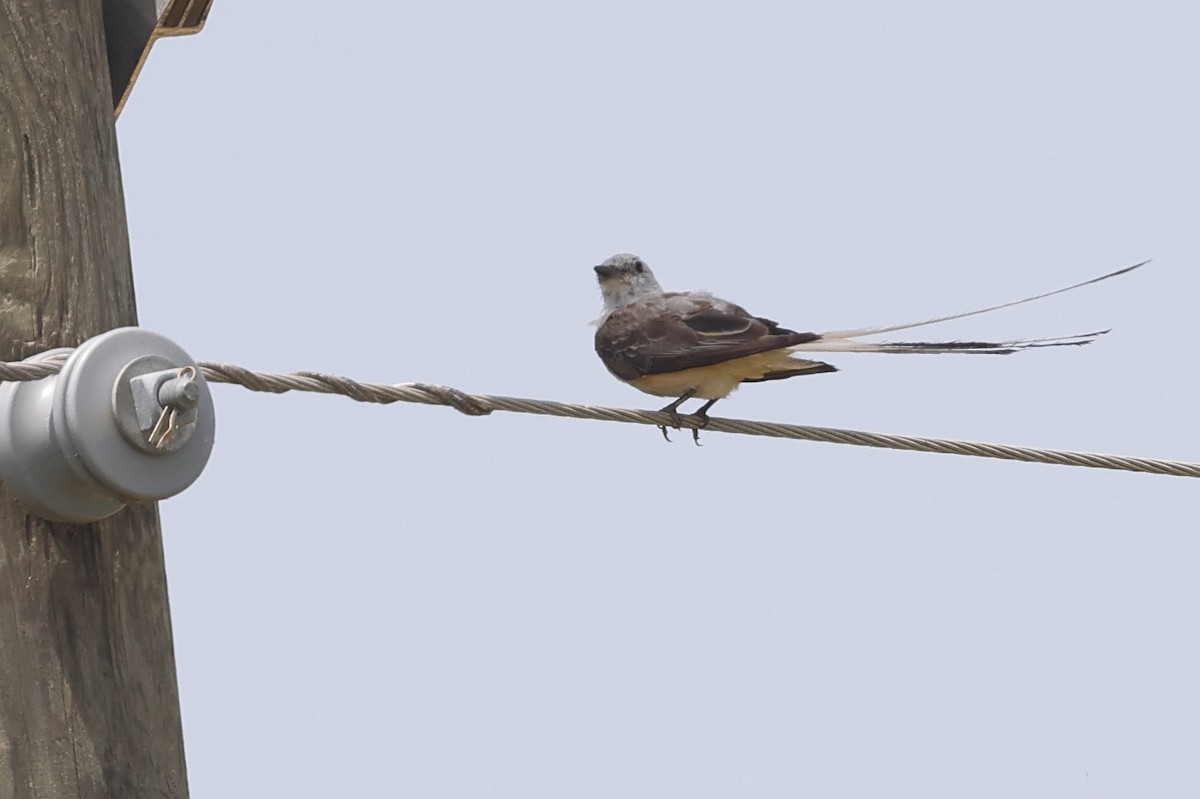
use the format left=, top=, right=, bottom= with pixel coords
left=628, top=351, right=796, bottom=400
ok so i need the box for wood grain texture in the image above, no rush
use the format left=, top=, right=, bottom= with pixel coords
left=0, top=0, right=189, bottom=796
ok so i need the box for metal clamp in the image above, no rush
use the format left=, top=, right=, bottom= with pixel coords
left=113, top=357, right=203, bottom=452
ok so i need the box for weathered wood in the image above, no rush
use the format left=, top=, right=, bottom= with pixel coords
left=0, top=0, right=189, bottom=797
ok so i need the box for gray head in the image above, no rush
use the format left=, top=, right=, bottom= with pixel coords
left=594, top=253, right=664, bottom=311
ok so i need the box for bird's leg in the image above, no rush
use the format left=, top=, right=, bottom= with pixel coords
left=689, top=398, right=720, bottom=445
left=657, top=389, right=697, bottom=442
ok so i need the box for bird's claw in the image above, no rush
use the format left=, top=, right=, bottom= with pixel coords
left=657, top=391, right=697, bottom=445
left=658, top=408, right=684, bottom=443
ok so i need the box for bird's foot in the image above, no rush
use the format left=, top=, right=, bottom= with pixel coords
left=688, top=399, right=718, bottom=446
left=657, top=391, right=696, bottom=443
left=657, top=407, right=684, bottom=442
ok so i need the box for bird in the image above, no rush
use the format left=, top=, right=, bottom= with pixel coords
left=592, top=253, right=1145, bottom=443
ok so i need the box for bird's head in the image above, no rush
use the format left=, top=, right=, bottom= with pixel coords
left=594, top=253, right=664, bottom=311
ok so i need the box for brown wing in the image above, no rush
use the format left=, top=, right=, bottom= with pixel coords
left=595, top=293, right=819, bottom=379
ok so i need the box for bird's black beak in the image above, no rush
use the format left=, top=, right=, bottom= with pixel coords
left=594, top=265, right=618, bottom=279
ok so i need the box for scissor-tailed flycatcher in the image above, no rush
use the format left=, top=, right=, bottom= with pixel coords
left=593, top=253, right=1145, bottom=443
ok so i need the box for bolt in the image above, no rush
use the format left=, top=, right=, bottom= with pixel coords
left=157, top=367, right=200, bottom=410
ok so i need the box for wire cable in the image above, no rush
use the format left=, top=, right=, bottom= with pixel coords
left=0, top=354, right=1194, bottom=479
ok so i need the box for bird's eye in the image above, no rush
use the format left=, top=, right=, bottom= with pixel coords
left=633, top=260, right=646, bottom=274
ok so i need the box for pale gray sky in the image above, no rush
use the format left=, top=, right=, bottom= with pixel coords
left=117, top=2, right=1198, bottom=796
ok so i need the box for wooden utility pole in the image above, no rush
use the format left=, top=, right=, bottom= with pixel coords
left=0, top=0, right=189, bottom=796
